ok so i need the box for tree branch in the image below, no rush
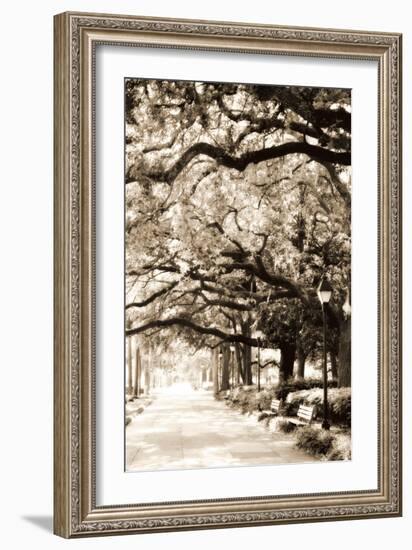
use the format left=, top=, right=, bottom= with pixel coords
left=126, top=281, right=179, bottom=309
left=251, top=359, right=279, bottom=369
left=126, top=317, right=259, bottom=346
left=128, top=141, right=351, bottom=184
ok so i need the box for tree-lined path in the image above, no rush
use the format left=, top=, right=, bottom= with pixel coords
left=126, top=386, right=317, bottom=471
left=124, top=80, right=352, bottom=469
left=125, top=80, right=352, bottom=395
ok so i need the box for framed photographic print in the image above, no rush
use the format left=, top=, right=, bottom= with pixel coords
left=53, top=12, right=402, bottom=537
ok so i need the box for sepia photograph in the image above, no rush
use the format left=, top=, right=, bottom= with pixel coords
left=124, top=78, right=352, bottom=472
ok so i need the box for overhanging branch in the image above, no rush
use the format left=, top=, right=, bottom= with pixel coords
left=127, top=141, right=351, bottom=184
left=126, top=317, right=259, bottom=347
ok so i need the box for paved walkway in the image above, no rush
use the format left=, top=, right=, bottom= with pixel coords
left=126, top=386, right=317, bottom=472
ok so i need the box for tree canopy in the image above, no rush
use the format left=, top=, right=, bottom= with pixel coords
left=125, top=79, right=351, bottom=386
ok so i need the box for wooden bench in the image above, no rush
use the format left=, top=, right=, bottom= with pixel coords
left=291, top=404, right=316, bottom=426
left=223, top=390, right=231, bottom=400
left=259, top=398, right=281, bottom=415
left=270, top=398, right=282, bottom=414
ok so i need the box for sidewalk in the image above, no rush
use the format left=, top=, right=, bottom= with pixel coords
left=126, top=387, right=319, bottom=471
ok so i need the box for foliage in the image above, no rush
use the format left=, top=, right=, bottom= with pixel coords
left=276, top=419, right=297, bottom=433
left=295, top=426, right=334, bottom=455
left=284, top=387, right=351, bottom=426
left=274, top=377, right=338, bottom=401
left=124, top=78, right=352, bottom=386
left=227, top=386, right=277, bottom=414
left=326, top=432, right=352, bottom=461
left=329, top=388, right=352, bottom=426
left=255, top=389, right=276, bottom=410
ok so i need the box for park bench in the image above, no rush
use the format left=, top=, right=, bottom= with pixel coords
left=259, top=398, right=282, bottom=416
left=291, top=404, right=316, bottom=426
left=223, top=390, right=231, bottom=400
left=270, top=398, right=282, bottom=414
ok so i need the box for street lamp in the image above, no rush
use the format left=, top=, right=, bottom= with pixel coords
left=253, top=329, right=264, bottom=392
left=317, top=278, right=333, bottom=430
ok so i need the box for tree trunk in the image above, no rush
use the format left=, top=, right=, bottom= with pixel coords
left=127, top=336, right=133, bottom=394
left=242, top=345, right=253, bottom=385
left=221, top=345, right=230, bottom=391
left=330, top=350, right=338, bottom=381
left=144, top=363, right=151, bottom=393
left=235, top=343, right=244, bottom=383
left=144, top=344, right=151, bottom=394
left=338, top=317, right=351, bottom=387
left=212, top=348, right=219, bottom=395
left=133, top=345, right=140, bottom=397
left=240, top=318, right=253, bottom=385
left=296, top=344, right=306, bottom=379
left=279, top=342, right=296, bottom=384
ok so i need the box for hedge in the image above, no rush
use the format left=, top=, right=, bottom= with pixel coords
left=295, top=426, right=334, bottom=456
left=220, top=384, right=351, bottom=426
left=284, top=387, right=351, bottom=426
left=274, top=377, right=338, bottom=401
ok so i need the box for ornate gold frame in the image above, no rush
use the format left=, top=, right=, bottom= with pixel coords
left=53, top=11, right=402, bottom=538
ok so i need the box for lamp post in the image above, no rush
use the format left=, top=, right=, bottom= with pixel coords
left=253, top=329, right=264, bottom=392
left=317, top=278, right=333, bottom=430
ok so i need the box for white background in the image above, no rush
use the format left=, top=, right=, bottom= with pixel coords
left=97, top=47, right=378, bottom=504
left=0, top=0, right=410, bottom=548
